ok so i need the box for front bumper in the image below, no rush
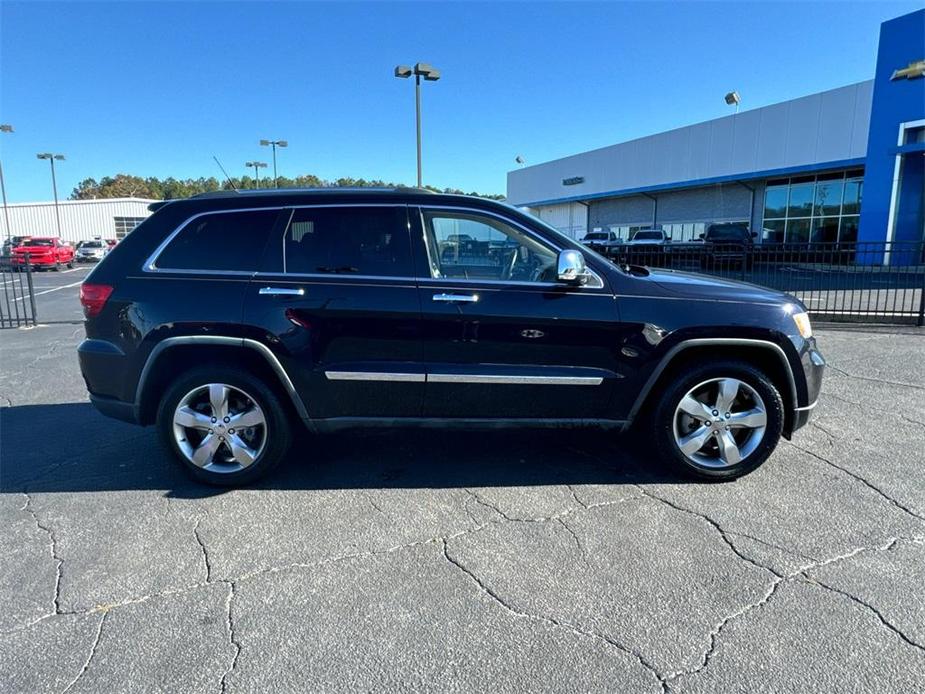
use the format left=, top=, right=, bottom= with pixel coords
left=12, top=256, right=56, bottom=267
left=790, top=338, right=825, bottom=434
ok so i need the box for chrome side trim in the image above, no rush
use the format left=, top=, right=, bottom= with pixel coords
left=625, top=338, right=799, bottom=426
left=259, top=286, right=305, bottom=296
left=428, top=374, right=603, bottom=386
left=325, top=371, right=425, bottom=383
left=433, top=293, right=479, bottom=303
left=134, top=336, right=309, bottom=421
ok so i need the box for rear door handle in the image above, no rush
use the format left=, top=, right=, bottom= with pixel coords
left=259, top=287, right=305, bottom=296
left=433, top=293, right=479, bottom=303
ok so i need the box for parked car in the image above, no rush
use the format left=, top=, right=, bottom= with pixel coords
left=75, top=239, right=111, bottom=263
left=581, top=230, right=624, bottom=253
left=699, top=223, right=757, bottom=270
left=626, top=229, right=670, bottom=246
left=11, top=236, right=74, bottom=271
left=78, top=189, right=823, bottom=486
left=1, top=236, right=30, bottom=269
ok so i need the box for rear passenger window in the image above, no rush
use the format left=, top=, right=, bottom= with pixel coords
left=155, top=210, right=279, bottom=272
left=283, top=206, right=411, bottom=277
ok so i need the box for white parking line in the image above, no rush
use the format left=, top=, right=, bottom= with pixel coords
left=13, top=280, right=84, bottom=301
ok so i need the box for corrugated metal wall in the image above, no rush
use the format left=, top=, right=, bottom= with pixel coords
left=525, top=202, right=587, bottom=239
left=1, top=198, right=155, bottom=243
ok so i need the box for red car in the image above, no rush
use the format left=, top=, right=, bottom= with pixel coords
left=11, top=237, right=75, bottom=271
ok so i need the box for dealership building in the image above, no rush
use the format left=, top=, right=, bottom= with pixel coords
left=507, top=10, right=924, bottom=254
left=1, top=197, right=155, bottom=245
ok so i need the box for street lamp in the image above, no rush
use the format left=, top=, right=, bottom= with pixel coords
left=725, top=91, right=741, bottom=114
left=259, top=139, right=287, bottom=188
left=37, top=153, right=65, bottom=236
left=245, top=161, right=268, bottom=189
left=394, top=62, right=441, bottom=188
left=0, top=124, right=13, bottom=242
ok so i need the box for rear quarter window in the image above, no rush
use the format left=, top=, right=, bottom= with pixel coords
left=154, top=210, right=279, bottom=272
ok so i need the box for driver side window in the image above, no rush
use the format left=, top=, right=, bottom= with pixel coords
left=422, top=210, right=557, bottom=282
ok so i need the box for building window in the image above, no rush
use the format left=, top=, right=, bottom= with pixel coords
left=762, top=170, right=863, bottom=244
left=113, top=216, right=147, bottom=239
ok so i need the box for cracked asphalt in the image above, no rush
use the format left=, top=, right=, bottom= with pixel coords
left=1, top=321, right=923, bottom=693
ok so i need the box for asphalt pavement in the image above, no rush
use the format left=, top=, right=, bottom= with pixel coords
left=0, top=318, right=923, bottom=692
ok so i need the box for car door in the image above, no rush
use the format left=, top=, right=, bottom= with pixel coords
left=244, top=204, right=424, bottom=420
left=412, top=206, right=624, bottom=420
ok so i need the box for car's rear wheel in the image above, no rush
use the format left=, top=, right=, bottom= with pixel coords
left=650, top=361, right=783, bottom=480
left=157, top=367, right=292, bottom=486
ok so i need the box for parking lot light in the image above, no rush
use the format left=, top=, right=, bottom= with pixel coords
left=37, top=152, right=66, bottom=236
left=394, top=62, right=441, bottom=187
left=725, top=91, right=741, bottom=114
left=1, top=124, right=13, bottom=242
left=245, top=161, right=268, bottom=189
left=259, top=140, right=288, bottom=188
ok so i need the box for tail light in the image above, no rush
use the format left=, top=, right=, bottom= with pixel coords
left=80, top=283, right=113, bottom=318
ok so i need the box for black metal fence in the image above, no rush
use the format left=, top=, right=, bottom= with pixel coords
left=592, top=240, right=925, bottom=325
left=0, top=257, right=38, bottom=328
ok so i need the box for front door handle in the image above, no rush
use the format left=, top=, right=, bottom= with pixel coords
left=433, top=293, right=479, bottom=303
left=259, top=287, right=305, bottom=296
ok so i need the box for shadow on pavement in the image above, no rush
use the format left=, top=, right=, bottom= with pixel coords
left=0, top=402, right=683, bottom=497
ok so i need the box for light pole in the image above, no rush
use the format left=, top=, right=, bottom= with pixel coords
left=259, top=140, right=287, bottom=188
left=0, top=124, right=13, bottom=242
left=37, top=153, right=65, bottom=236
left=245, top=161, right=268, bottom=189
left=725, top=91, right=741, bottom=114
left=394, top=62, right=441, bottom=188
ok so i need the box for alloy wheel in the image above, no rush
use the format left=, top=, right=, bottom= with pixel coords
left=172, top=383, right=267, bottom=474
left=672, top=377, right=767, bottom=469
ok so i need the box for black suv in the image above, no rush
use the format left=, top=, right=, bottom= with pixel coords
left=699, top=222, right=758, bottom=269
left=78, top=189, right=824, bottom=486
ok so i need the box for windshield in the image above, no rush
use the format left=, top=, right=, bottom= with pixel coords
left=632, top=231, right=662, bottom=241
left=584, top=232, right=609, bottom=240
left=83, top=241, right=105, bottom=248
left=22, top=239, right=54, bottom=247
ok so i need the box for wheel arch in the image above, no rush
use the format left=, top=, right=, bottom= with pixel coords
left=135, top=336, right=309, bottom=426
left=626, top=338, right=799, bottom=437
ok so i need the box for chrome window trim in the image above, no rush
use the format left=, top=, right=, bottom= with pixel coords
left=143, top=203, right=410, bottom=274
left=417, top=205, right=605, bottom=290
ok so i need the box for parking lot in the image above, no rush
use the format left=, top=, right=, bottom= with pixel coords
left=1, top=284, right=923, bottom=692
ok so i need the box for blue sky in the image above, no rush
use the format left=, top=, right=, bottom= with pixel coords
left=1, top=0, right=921, bottom=202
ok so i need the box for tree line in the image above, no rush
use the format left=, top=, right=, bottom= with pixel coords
left=69, top=173, right=505, bottom=201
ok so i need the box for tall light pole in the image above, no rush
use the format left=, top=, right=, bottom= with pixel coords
left=0, top=124, right=13, bottom=242
left=245, top=161, right=268, bottom=189
left=259, top=140, right=287, bottom=188
left=37, top=153, right=65, bottom=236
left=394, top=62, right=441, bottom=188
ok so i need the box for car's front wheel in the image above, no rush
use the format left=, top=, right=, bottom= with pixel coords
left=157, top=367, right=292, bottom=486
left=650, top=361, right=783, bottom=480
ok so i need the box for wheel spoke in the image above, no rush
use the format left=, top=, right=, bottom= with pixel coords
left=678, top=426, right=711, bottom=456
left=229, top=407, right=264, bottom=429
left=727, top=408, right=767, bottom=429
left=226, top=434, right=257, bottom=467
left=714, top=379, right=740, bottom=414
left=678, top=394, right=714, bottom=421
left=209, top=384, right=229, bottom=420
left=174, top=406, right=212, bottom=430
left=191, top=433, right=221, bottom=467
left=716, top=430, right=742, bottom=465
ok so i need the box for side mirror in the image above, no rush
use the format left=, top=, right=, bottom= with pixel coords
left=698, top=233, right=705, bottom=239
left=557, top=249, right=588, bottom=284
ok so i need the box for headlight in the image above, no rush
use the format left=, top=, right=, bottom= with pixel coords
left=792, top=311, right=812, bottom=338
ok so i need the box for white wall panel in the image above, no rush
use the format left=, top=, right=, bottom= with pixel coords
left=2, top=198, right=155, bottom=244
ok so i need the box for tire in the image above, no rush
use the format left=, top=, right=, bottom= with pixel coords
left=157, top=366, right=292, bottom=486
left=66, top=261, right=74, bottom=269
left=53, top=261, right=60, bottom=271
left=649, top=360, right=783, bottom=481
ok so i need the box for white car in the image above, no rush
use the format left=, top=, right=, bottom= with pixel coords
left=76, top=240, right=110, bottom=262
left=625, top=229, right=670, bottom=246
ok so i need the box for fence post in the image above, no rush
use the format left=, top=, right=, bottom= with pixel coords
left=918, top=266, right=925, bottom=328
left=24, top=257, right=37, bottom=326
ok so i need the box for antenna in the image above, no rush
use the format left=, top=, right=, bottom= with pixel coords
left=212, top=155, right=238, bottom=191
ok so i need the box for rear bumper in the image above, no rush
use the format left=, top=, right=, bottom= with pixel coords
left=78, top=338, right=140, bottom=424
left=88, top=393, right=139, bottom=424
